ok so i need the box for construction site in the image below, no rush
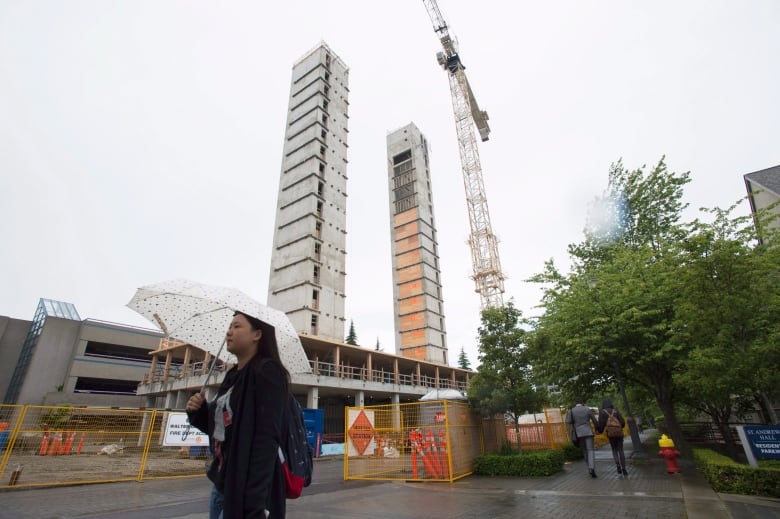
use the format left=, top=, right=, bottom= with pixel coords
left=1, top=0, right=522, bottom=489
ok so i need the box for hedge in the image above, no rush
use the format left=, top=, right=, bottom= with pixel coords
left=474, top=450, right=565, bottom=477
left=692, top=448, right=780, bottom=498
left=561, top=443, right=584, bottom=461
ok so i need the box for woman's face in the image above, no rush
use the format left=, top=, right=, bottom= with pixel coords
left=226, top=313, right=261, bottom=357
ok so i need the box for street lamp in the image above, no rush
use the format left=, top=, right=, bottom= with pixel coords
left=587, top=277, right=646, bottom=458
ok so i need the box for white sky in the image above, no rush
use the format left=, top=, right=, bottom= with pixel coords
left=1, top=1, right=778, bottom=367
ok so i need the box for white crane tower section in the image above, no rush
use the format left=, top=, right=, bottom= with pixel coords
left=422, top=0, right=506, bottom=309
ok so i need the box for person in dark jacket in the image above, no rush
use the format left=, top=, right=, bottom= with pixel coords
left=597, top=398, right=627, bottom=476
left=566, top=397, right=599, bottom=477
left=186, top=311, right=290, bottom=519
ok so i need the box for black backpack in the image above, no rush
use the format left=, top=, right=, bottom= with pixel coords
left=278, top=393, right=313, bottom=498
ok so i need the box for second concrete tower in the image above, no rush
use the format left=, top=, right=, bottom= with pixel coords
left=387, top=123, right=448, bottom=364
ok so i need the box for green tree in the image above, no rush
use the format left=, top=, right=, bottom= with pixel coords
left=672, top=204, right=780, bottom=455
left=468, top=302, right=547, bottom=450
left=375, top=337, right=383, bottom=352
left=345, top=320, right=358, bottom=346
left=528, top=158, right=693, bottom=453
left=571, top=157, right=690, bottom=261
left=457, top=346, right=471, bottom=370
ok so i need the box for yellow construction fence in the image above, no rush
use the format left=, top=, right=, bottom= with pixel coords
left=344, top=400, right=482, bottom=483
left=0, top=404, right=210, bottom=489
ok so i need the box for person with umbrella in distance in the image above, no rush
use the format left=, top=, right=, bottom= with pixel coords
left=186, top=311, right=290, bottom=519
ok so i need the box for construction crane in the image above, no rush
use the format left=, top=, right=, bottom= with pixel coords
left=422, top=0, right=505, bottom=309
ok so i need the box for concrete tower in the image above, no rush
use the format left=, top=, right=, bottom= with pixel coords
left=268, top=43, right=349, bottom=341
left=387, top=123, right=448, bottom=364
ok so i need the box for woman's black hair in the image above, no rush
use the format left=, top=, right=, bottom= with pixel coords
left=234, top=311, right=291, bottom=382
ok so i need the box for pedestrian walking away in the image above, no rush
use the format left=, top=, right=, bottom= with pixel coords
left=567, top=397, right=599, bottom=477
left=187, top=312, right=291, bottom=519
left=597, top=398, right=628, bottom=476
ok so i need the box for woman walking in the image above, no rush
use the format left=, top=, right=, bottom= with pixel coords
left=187, top=311, right=290, bottom=518
left=598, top=398, right=628, bottom=476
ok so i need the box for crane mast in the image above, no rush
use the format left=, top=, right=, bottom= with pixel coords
left=422, top=0, right=505, bottom=309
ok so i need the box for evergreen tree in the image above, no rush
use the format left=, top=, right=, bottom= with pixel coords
left=457, top=346, right=471, bottom=369
left=375, top=337, right=383, bottom=351
left=345, top=320, right=358, bottom=345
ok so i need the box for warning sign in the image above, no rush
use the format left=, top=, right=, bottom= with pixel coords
left=347, top=409, right=375, bottom=456
left=163, top=412, right=209, bottom=447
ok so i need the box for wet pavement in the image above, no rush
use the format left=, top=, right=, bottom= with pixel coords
left=1, top=430, right=778, bottom=518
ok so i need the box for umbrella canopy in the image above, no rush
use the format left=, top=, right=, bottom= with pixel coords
left=419, top=388, right=467, bottom=401
left=127, top=279, right=311, bottom=375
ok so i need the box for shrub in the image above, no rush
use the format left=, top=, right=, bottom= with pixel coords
left=499, top=441, right=515, bottom=455
left=474, top=450, right=564, bottom=477
left=561, top=443, right=584, bottom=461
left=692, top=448, right=780, bottom=498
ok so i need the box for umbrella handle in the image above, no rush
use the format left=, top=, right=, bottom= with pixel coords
left=183, top=336, right=227, bottom=441
left=201, top=336, right=227, bottom=393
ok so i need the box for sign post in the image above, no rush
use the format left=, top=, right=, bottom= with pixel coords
left=736, top=425, right=780, bottom=468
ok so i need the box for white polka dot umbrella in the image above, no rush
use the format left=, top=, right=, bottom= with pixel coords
left=126, top=279, right=312, bottom=377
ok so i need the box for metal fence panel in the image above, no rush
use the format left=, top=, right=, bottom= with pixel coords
left=0, top=405, right=208, bottom=489
left=344, top=400, right=482, bottom=483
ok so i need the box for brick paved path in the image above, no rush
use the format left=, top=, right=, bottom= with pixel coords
left=1, top=430, right=778, bottom=518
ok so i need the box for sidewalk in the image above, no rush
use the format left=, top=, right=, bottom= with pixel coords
left=1, top=430, right=778, bottom=518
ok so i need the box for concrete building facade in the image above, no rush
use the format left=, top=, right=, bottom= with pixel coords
left=268, top=42, right=350, bottom=341
left=744, top=164, right=780, bottom=243
left=386, top=123, right=448, bottom=364
left=1, top=299, right=162, bottom=407
left=136, top=334, right=470, bottom=438
left=2, top=299, right=471, bottom=439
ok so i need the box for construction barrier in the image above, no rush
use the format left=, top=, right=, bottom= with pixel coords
left=0, top=404, right=210, bottom=489
left=490, top=407, right=622, bottom=451
left=344, top=400, right=482, bottom=483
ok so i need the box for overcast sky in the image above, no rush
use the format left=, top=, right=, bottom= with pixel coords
left=1, top=1, right=778, bottom=367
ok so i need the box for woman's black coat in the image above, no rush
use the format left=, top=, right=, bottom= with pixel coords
left=188, top=357, right=288, bottom=518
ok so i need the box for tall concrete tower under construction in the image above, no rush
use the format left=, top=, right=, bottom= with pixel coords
left=387, top=123, right=448, bottom=364
left=268, top=43, right=349, bottom=341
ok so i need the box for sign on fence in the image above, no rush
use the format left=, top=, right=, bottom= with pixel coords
left=736, top=425, right=780, bottom=468
left=163, top=413, right=209, bottom=447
